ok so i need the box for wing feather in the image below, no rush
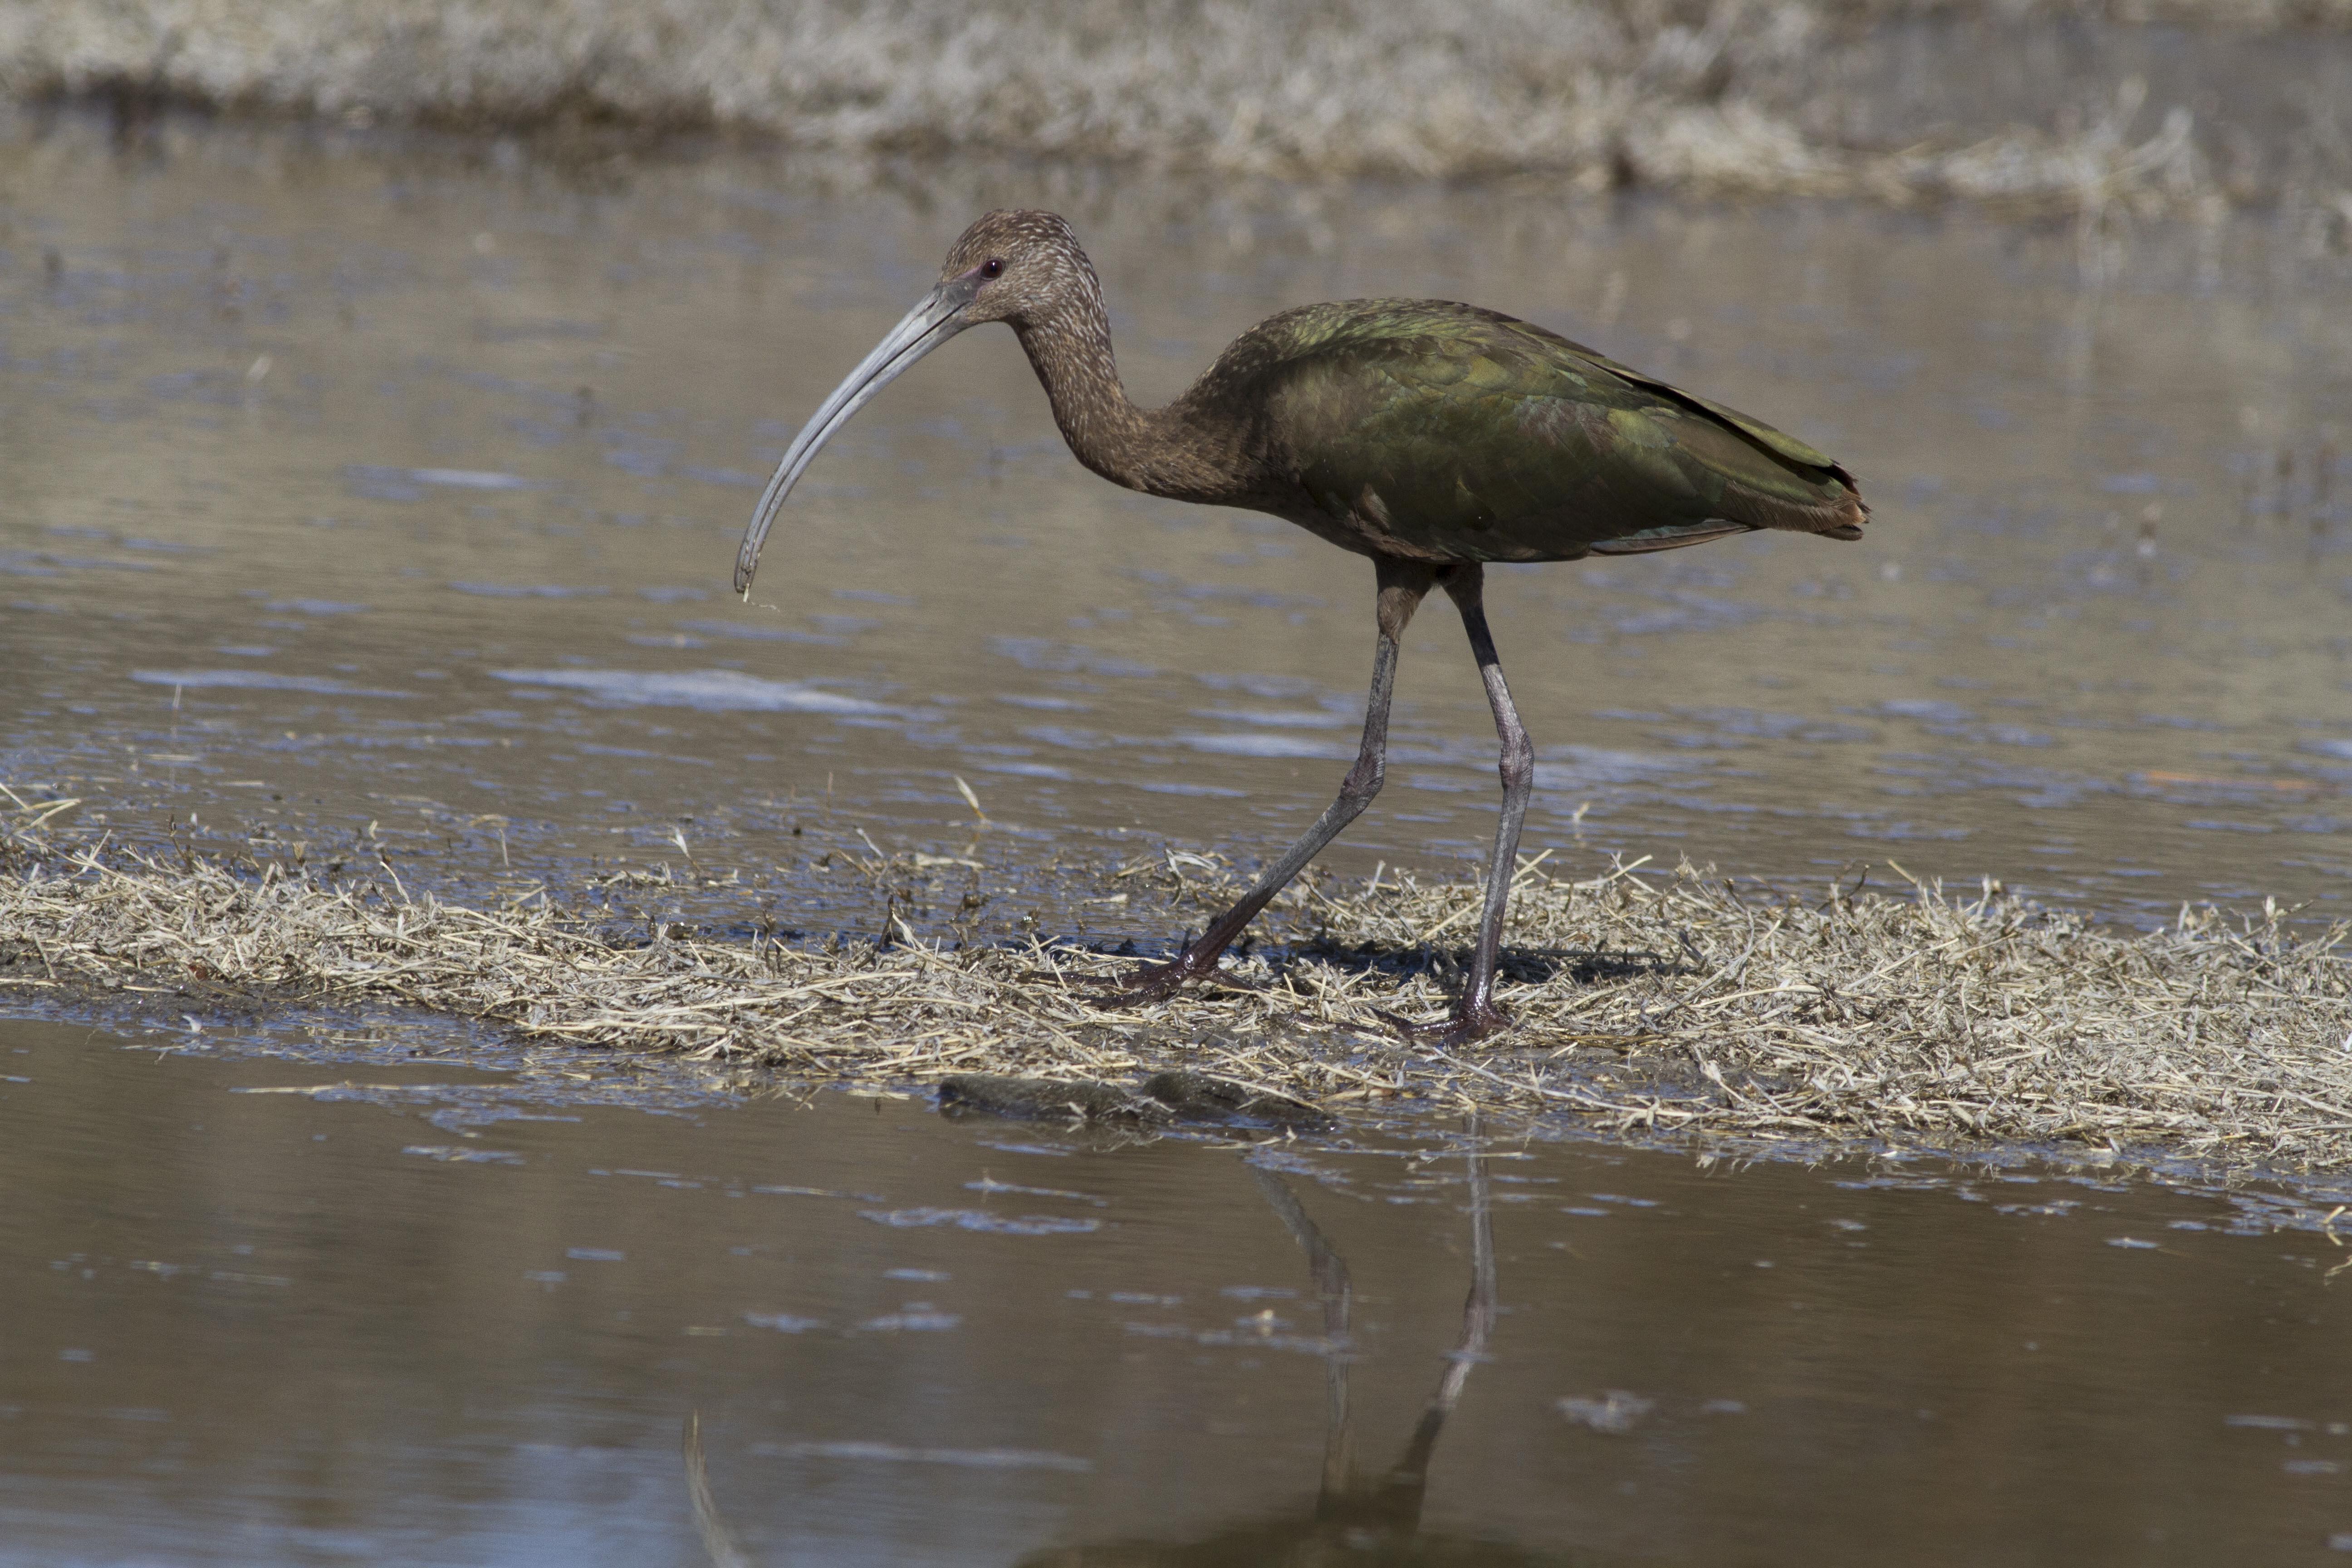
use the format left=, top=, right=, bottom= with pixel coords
left=1217, top=300, right=1869, bottom=564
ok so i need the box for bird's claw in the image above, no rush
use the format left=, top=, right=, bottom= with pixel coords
left=1379, top=997, right=1514, bottom=1050
left=1089, top=953, right=1256, bottom=1005
left=1094, top=960, right=1196, bottom=1005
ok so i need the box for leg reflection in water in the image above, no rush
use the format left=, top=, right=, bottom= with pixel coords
left=1244, top=1127, right=1499, bottom=1546
left=685, top=1120, right=1570, bottom=1567
left=683, top=1412, right=751, bottom=1568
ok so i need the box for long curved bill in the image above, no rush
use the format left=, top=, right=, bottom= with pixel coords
left=735, top=279, right=976, bottom=596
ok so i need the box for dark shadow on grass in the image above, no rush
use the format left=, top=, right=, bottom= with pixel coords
left=1279, top=938, right=1696, bottom=989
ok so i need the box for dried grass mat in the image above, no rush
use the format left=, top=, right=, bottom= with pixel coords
left=3, top=837, right=2350, bottom=1172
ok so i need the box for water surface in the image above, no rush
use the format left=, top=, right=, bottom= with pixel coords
left=5, top=1010, right=2352, bottom=1564
left=9, top=93, right=2352, bottom=1568
left=2, top=111, right=2349, bottom=944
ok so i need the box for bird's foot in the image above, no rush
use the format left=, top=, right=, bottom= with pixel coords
left=1088, top=950, right=1254, bottom=1006
left=1380, top=996, right=1514, bottom=1050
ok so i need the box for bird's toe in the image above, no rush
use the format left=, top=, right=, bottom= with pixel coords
left=1394, top=998, right=1514, bottom=1050
left=1089, top=952, right=1269, bottom=1006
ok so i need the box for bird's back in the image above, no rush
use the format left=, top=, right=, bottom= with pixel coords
left=1178, top=299, right=1867, bottom=564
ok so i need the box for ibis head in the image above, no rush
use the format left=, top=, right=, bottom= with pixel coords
left=736, top=211, right=1098, bottom=596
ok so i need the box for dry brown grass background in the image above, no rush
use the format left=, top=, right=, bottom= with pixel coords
left=5, top=0, right=2348, bottom=220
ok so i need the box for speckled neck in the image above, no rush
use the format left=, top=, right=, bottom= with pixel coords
left=1009, top=283, right=1241, bottom=507
left=1011, top=301, right=1153, bottom=490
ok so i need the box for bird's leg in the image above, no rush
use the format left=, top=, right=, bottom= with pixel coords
left=1112, top=559, right=1436, bottom=1002
left=1424, top=566, right=1533, bottom=1045
left=1376, top=1114, right=1494, bottom=1528
left=1246, top=1166, right=1357, bottom=1504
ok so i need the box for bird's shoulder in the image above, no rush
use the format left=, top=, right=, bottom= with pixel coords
left=1196, top=298, right=1843, bottom=480
left=1184, top=299, right=1596, bottom=468
left=1198, top=299, right=1565, bottom=387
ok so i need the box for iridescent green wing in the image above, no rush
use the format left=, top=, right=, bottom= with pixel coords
left=1249, top=301, right=1863, bottom=563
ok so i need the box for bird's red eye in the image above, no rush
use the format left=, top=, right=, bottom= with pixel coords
left=981, top=258, right=1003, bottom=279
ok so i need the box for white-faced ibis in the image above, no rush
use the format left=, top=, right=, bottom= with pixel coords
left=736, top=210, right=1869, bottom=1044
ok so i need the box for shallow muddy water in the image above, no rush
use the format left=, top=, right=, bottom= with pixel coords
left=2, top=109, right=2350, bottom=945
left=8, top=114, right=2352, bottom=1555
left=5, top=1009, right=2352, bottom=1565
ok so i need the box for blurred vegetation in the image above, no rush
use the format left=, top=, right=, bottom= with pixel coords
left=1, top=0, right=2349, bottom=219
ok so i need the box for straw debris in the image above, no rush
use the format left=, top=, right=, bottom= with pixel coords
left=4, top=831, right=2350, bottom=1171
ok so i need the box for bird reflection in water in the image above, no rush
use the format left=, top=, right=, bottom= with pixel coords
left=685, top=1125, right=1608, bottom=1566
